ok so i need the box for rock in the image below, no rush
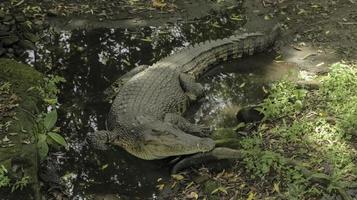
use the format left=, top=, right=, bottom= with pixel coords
left=0, top=24, right=10, bottom=32
left=18, top=40, right=35, bottom=50
left=236, top=106, right=264, bottom=123
left=0, top=47, right=5, bottom=56
left=2, top=15, right=13, bottom=22
left=0, top=10, right=5, bottom=19
left=3, top=19, right=15, bottom=25
left=23, top=32, right=39, bottom=43
left=47, top=9, right=59, bottom=17
left=0, top=30, right=10, bottom=37
left=2, top=35, right=19, bottom=46
left=14, top=14, right=25, bottom=22
left=7, top=48, right=13, bottom=53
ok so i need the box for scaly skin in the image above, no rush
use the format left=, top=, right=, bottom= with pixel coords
left=88, top=24, right=281, bottom=160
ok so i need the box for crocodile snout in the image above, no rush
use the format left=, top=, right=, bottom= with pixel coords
left=197, top=138, right=215, bottom=152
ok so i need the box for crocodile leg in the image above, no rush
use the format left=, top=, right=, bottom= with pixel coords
left=87, top=130, right=115, bottom=150
left=164, top=113, right=210, bottom=137
left=179, top=73, right=204, bottom=101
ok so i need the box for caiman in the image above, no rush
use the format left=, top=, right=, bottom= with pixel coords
left=88, top=24, right=280, bottom=160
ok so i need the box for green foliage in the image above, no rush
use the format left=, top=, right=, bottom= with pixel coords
left=319, top=63, right=357, bottom=136
left=218, top=63, right=357, bottom=199
left=48, top=132, right=67, bottom=147
left=0, top=165, right=10, bottom=188
left=258, top=80, right=307, bottom=119
left=11, top=176, right=30, bottom=192
left=0, top=165, right=29, bottom=192
left=44, top=109, right=57, bottom=130
left=37, top=133, right=49, bottom=161
left=33, top=75, right=65, bottom=106
left=32, top=75, right=67, bottom=160
left=35, top=109, right=68, bottom=160
left=238, top=136, right=283, bottom=179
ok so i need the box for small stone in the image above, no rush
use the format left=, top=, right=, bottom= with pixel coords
left=8, top=132, right=18, bottom=136
left=33, top=19, right=43, bottom=26
left=0, top=47, right=5, bottom=56
left=2, top=35, right=19, bottom=46
left=0, top=10, right=5, bottom=18
left=2, top=136, right=10, bottom=142
left=0, top=24, right=10, bottom=32
left=47, top=9, right=58, bottom=17
left=3, top=19, right=15, bottom=25
left=6, top=53, right=14, bottom=58
left=15, top=15, right=25, bottom=22
left=23, top=32, right=39, bottom=42
left=22, top=140, right=31, bottom=144
left=18, top=39, right=35, bottom=50
left=0, top=31, right=10, bottom=37
left=3, top=15, right=13, bottom=22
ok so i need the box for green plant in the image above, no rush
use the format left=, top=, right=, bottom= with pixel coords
left=0, top=165, right=10, bottom=188
left=319, top=63, right=357, bottom=136
left=31, top=75, right=67, bottom=160
left=31, top=75, right=65, bottom=105
left=35, top=109, right=68, bottom=160
left=11, top=176, right=30, bottom=192
left=258, top=80, right=307, bottom=119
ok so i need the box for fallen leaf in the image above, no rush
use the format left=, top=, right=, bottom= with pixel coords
left=247, top=191, right=256, bottom=200
left=152, top=0, right=166, bottom=9
left=186, top=191, right=199, bottom=199
left=156, top=184, right=165, bottom=190
left=211, top=186, right=228, bottom=195
left=171, top=174, right=184, bottom=181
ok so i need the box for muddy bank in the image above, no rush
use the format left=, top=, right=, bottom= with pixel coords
left=17, top=0, right=242, bottom=30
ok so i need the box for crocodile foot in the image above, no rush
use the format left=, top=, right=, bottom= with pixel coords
left=171, top=147, right=243, bottom=174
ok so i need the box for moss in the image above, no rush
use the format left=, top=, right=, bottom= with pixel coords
left=0, top=58, right=43, bottom=199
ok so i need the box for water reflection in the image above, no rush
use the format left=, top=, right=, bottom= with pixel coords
left=28, top=9, right=296, bottom=199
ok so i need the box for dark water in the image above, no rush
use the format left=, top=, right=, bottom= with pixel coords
left=26, top=9, right=297, bottom=200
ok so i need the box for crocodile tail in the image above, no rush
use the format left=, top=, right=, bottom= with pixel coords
left=177, top=24, right=281, bottom=78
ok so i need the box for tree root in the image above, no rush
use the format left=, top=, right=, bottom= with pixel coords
left=171, top=147, right=354, bottom=200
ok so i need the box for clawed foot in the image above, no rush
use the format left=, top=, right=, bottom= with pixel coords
left=190, top=125, right=211, bottom=137
left=86, top=131, right=110, bottom=150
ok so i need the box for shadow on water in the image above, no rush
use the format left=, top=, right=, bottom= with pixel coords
left=28, top=10, right=297, bottom=199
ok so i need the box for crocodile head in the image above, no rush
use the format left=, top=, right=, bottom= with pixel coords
left=87, top=119, right=215, bottom=160
left=112, top=121, right=215, bottom=160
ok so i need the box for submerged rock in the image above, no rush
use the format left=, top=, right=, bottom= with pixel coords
left=236, top=105, right=264, bottom=123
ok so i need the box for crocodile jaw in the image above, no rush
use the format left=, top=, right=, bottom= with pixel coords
left=113, top=124, right=215, bottom=160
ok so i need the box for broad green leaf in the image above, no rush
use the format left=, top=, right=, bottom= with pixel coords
left=44, top=110, right=57, bottom=130
left=37, top=135, right=49, bottom=160
left=48, top=132, right=67, bottom=148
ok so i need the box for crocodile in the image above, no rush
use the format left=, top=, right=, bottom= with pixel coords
left=88, top=24, right=280, bottom=160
